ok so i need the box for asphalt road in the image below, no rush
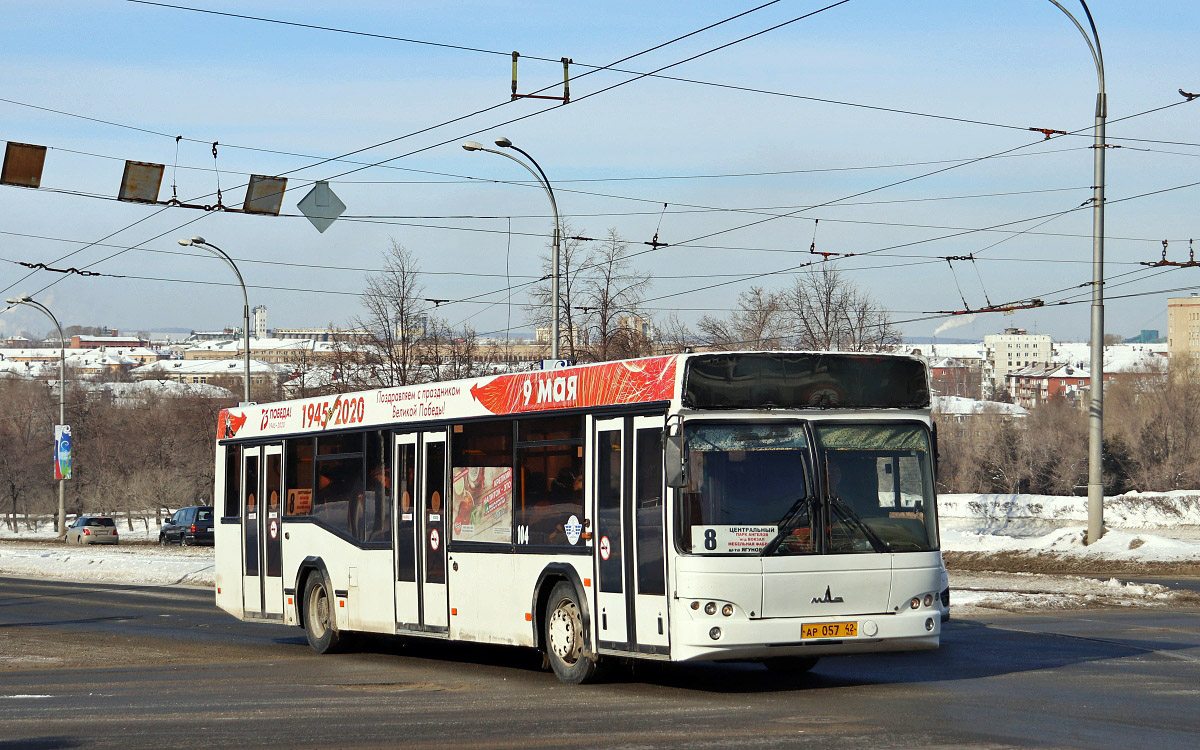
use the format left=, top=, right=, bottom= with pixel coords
left=2, top=577, right=1200, bottom=749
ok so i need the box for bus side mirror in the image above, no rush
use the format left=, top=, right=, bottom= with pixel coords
left=665, top=433, right=686, bottom=488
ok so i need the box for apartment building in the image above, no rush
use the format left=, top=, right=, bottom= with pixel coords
left=983, top=328, right=1052, bottom=395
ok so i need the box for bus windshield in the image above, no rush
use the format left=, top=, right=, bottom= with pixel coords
left=678, top=421, right=938, bottom=555
left=679, top=423, right=812, bottom=554
left=816, top=423, right=938, bottom=554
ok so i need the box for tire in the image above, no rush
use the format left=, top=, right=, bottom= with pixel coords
left=544, top=581, right=598, bottom=684
left=159, top=534, right=166, bottom=546
left=180, top=535, right=189, bottom=547
left=303, top=572, right=343, bottom=654
left=762, top=656, right=820, bottom=674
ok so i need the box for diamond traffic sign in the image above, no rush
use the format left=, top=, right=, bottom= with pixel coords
left=297, top=180, right=346, bottom=233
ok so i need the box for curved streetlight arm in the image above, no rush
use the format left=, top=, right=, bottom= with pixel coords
left=193, top=241, right=250, bottom=310
left=22, top=298, right=65, bottom=349
left=1046, top=0, right=1105, bottom=92
left=472, top=147, right=559, bottom=232
left=471, top=146, right=563, bottom=359
left=6, top=297, right=67, bottom=538
left=192, top=240, right=253, bottom=405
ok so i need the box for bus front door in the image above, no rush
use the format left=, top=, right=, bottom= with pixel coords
left=241, top=444, right=284, bottom=620
left=392, top=431, right=449, bottom=633
left=594, top=418, right=630, bottom=650
left=631, top=416, right=669, bottom=651
left=594, top=416, right=670, bottom=654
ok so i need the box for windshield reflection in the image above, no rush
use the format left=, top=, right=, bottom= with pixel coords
left=818, top=423, right=938, bottom=553
left=679, top=424, right=810, bottom=554
left=679, top=421, right=938, bottom=555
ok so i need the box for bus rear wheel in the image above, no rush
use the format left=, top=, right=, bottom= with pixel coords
left=544, top=582, right=598, bottom=684
left=303, top=573, right=342, bottom=654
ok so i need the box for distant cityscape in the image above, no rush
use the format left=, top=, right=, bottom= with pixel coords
left=0, top=298, right=1188, bottom=411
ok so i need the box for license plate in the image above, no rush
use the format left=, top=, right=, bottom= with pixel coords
left=802, top=621, right=857, bottom=639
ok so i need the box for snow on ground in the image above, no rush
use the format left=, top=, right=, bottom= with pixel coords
left=948, top=571, right=1189, bottom=615
left=0, top=541, right=214, bottom=586
left=939, top=491, right=1200, bottom=530
left=1, top=516, right=161, bottom=542
left=941, top=526, right=1200, bottom=562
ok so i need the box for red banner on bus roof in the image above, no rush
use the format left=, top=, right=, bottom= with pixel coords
left=469, top=356, right=677, bottom=415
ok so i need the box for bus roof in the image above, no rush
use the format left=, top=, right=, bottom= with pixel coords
left=217, top=355, right=680, bottom=442
left=215, top=351, right=929, bottom=442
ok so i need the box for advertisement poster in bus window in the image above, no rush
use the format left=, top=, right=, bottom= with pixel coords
left=451, top=467, right=513, bottom=542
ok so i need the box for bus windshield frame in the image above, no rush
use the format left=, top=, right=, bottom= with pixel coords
left=677, top=419, right=938, bottom=556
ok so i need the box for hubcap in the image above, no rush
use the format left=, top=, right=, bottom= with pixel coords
left=547, top=597, right=581, bottom=665
left=309, top=584, right=329, bottom=638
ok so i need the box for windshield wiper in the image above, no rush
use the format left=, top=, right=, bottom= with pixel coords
left=760, top=495, right=813, bottom=556
left=830, top=496, right=890, bottom=553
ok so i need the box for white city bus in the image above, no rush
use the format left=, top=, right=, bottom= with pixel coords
left=213, top=351, right=947, bottom=683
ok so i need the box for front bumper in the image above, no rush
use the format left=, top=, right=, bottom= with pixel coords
left=673, top=605, right=943, bottom=662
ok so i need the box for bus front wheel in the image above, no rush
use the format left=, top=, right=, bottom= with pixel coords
left=544, top=581, right=598, bottom=684
left=303, top=573, right=342, bottom=654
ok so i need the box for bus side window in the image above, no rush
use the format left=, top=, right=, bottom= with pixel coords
left=515, top=416, right=584, bottom=548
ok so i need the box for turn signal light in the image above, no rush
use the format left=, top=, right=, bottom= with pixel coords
left=721, top=604, right=734, bottom=617
left=909, top=597, right=921, bottom=610
left=923, top=594, right=934, bottom=608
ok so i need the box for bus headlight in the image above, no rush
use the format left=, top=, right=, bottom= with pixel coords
left=704, top=602, right=717, bottom=615
left=923, top=594, right=934, bottom=608
left=709, top=627, right=722, bottom=640
left=721, top=604, right=734, bottom=617
left=910, top=597, right=921, bottom=610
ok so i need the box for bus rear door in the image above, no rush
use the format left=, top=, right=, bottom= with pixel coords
left=241, top=444, right=284, bottom=620
left=393, top=430, right=449, bottom=633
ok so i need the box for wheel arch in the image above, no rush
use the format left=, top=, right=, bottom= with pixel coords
left=295, top=556, right=332, bottom=630
left=531, top=563, right=593, bottom=654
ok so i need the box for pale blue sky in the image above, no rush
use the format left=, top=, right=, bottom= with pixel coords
left=1, top=1, right=1197, bottom=342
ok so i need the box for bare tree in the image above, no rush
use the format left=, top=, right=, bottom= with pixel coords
left=353, top=239, right=428, bottom=387
left=0, top=379, right=52, bottom=531
left=527, top=222, right=594, bottom=363
left=577, top=229, right=652, bottom=362
left=697, top=286, right=786, bottom=350
left=654, top=313, right=696, bottom=355
left=781, top=264, right=899, bottom=351
left=425, top=319, right=487, bottom=381
left=1104, top=361, right=1200, bottom=491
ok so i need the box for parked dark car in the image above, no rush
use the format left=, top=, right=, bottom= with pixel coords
left=159, top=506, right=214, bottom=546
left=66, top=516, right=118, bottom=545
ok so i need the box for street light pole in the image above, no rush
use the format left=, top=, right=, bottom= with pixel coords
left=1047, top=0, right=1106, bottom=543
left=6, top=295, right=67, bottom=538
left=462, top=138, right=563, bottom=361
left=178, top=237, right=253, bottom=405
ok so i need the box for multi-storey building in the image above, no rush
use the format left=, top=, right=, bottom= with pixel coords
left=1167, top=295, right=1200, bottom=370
left=983, top=328, right=1052, bottom=396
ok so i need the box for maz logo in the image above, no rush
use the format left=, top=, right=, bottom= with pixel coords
left=811, top=586, right=845, bottom=604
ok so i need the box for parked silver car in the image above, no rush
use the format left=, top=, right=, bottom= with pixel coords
left=66, top=516, right=119, bottom=545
